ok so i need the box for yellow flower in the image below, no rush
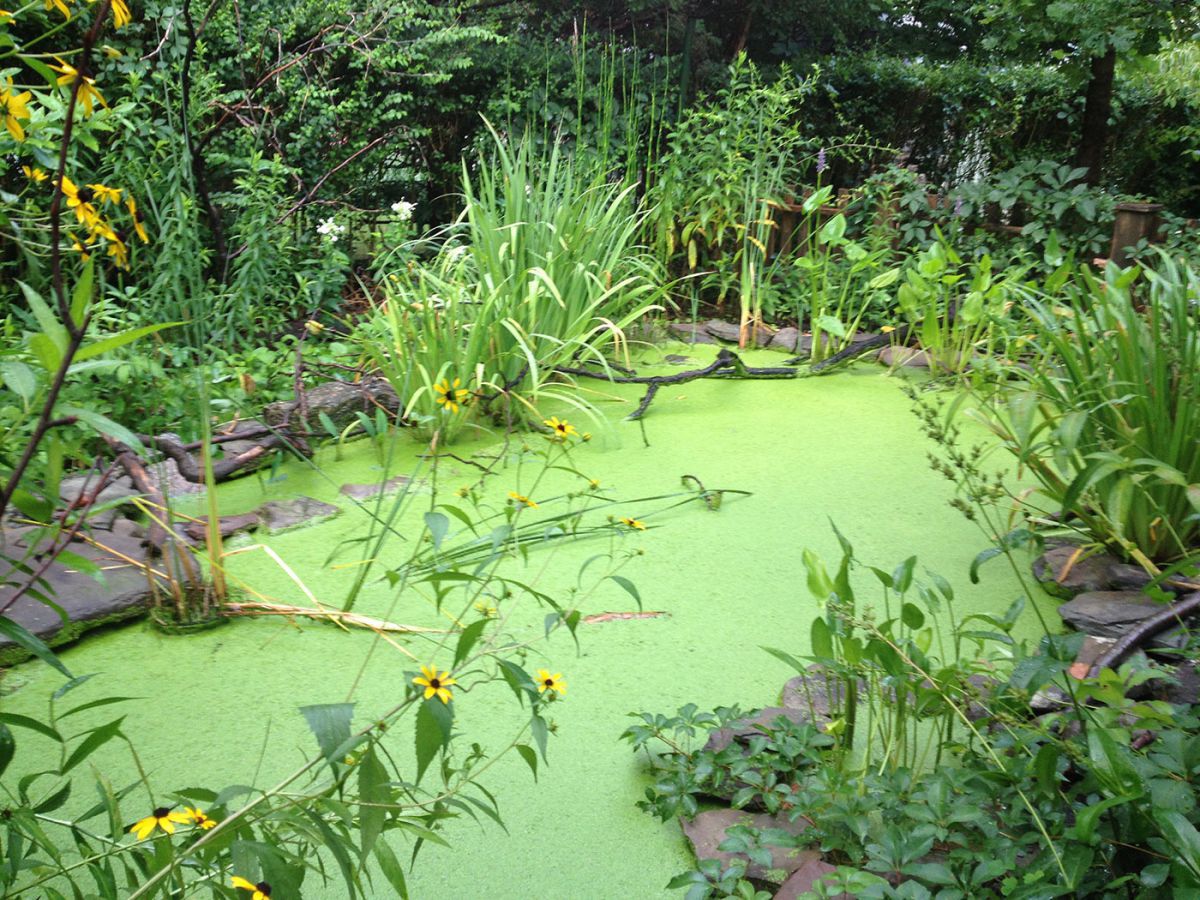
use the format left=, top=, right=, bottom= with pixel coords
left=536, top=669, right=566, bottom=696
left=231, top=877, right=273, bottom=899
left=508, top=491, right=538, bottom=509
left=109, top=0, right=130, bottom=28
left=88, top=182, right=121, bottom=205
left=588, top=479, right=601, bottom=490
left=0, top=9, right=13, bottom=23
left=543, top=416, right=578, bottom=441
left=129, top=807, right=191, bottom=840
left=474, top=601, right=497, bottom=619
left=184, top=807, right=217, bottom=830
left=881, top=325, right=896, bottom=334
left=106, top=234, right=129, bottom=269
left=71, top=234, right=91, bottom=262
left=22, top=165, right=47, bottom=183
left=1, top=78, right=32, bottom=142
left=456, top=485, right=470, bottom=498
left=413, top=664, right=456, bottom=704
left=44, top=0, right=69, bottom=19
left=126, top=196, right=149, bottom=243
left=102, top=45, right=123, bottom=59
left=49, top=59, right=107, bottom=116
left=433, top=377, right=469, bottom=414
left=304, top=319, right=325, bottom=335
left=59, top=175, right=100, bottom=228
left=620, top=517, right=646, bottom=531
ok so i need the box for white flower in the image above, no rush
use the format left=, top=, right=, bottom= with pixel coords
left=446, top=245, right=468, bottom=261
left=317, top=217, right=346, bottom=242
left=391, top=200, right=416, bottom=221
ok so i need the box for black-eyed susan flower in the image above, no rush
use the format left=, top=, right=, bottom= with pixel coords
left=88, top=182, right=121, bottom=205
left=59, top=176, right=100, bottom=228
left=184, top=807, right=217, bottom=830
left=129, top=807, right=191, bottom=840
left=543, top=416, right=577, bottom=441
left=126, top=196, right=148, bottom=242
left=109, top=0, right=131, bottom=28
left=49, top=59, right=107, bottom=115
left=536, top=669, right=566, bottom=696
left=304, top=319, right=325, bottom=335
left=619, top=517, right=646, bottom=531
left=22, top=165, right=47, bottom=183
left=106, top=234, right=129, bottom=269
left=44, top=0, right=70, bottom=19
left=231, top=877, right=273, bottom=899
left=70, top=234, right=91, bottom=261
left=508, top=491, right=538, bottom=509
left=0, top=9, right=13, bottom=24
left=1, top=78, right=32, bottom=142
left=413, top=664, right=456, bottom=704
left=433, top=377, right=469, bottom=414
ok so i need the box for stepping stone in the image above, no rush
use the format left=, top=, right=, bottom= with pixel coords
left=339, top=475, right=413, bottom=501
left=680, top=809, right=815, bottom=884
left=1068, top=635, right=1116, bottom=679
left=216, top=419, right=270, bottom=457
left=1058, top=591, right=1171, bottom=638
left=703, top=320, right=775, bottom=347
left=877, top=345, right=931, bottom=368
left=1033, top=545, right=1121, bottom=599
left=773, top=856, right=843, bottom=899
left=263, top=378, right=400, bottom=430
left=663, top=354, right=692, bottom=366
left=768, top=327, right=799, bottom=352
left=182, top=512, right=261, bottom=543
left=256, top=497, right=341, bottom=534
left=780, top=667, right=850, bottom=721
left=0, top=525, right=166, bottom=663
left=668, top=322, right=716, bottom=344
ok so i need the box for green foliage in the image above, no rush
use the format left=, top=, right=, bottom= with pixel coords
left=971, top=254, right=1200, bottom=565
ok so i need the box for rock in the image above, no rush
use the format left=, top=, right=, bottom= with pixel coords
left=680, top=809, right=816, bottom=884
left=263, top=378, right=400, bottom=431
left=1030, top=684, right=1072, bottom=713
left=702, top=320, right=775, bottom=347
left=780, top=667, right=850, bottom=721
left=1034, top=545, right=1122, bottom=599
left=1163, top=660, right=1200, bottom=707
left=1068, top=635, right=1116, bottom=679
left=256, top=497, right=341, bottom=534
left=704, top=707, right=817, bottom=754
left=768, top=327, right=800, bottom=352
left=182, top=512, right=261, bottom=543
left=147, top=457, right=205, bottom=498
left=773, top=856, right=843, bottom=899
left=216, top=419, right=270, bottom=458
left=339, top=476, right=413, bottom=501
left=668, top=322, right=716, bottom=344
left=1107, top=563, right=1154, bottom=592
left=1057, top=591, right=1172, bottom=638
left=877, top=345, right=931, bottom=368
left=0, top=525, right=165, bottom=663
left=663, top=354, right=692, bottom=366
left=58, top=474, right=142, bottom=527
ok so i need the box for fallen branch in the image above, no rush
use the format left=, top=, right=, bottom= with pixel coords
left=223, top=600, right=447, bottom=634
left=1087, top=592, right=1200, bottom=678
left=555, top=348, right=797, bottom=420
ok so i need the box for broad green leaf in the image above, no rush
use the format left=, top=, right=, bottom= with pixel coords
left=357, top=745, right=388, bottom=861
left=515, top=743, right=538, bottom=782
left=0, top=723, right=13, bottom=779
left=374, top=839, right=409, bottom=898
left=299, top=703, right=355, bottom=766
left=414, top=697, right=452, bottom=784
left=424, top=512, right=449, bottom=550
left=608, top=575, right=641, bottom=608
left=62, top=718, right=125, bottom=774
left=74, top=322, right=180, bottom=363
left=453, top=618, right=488, bottom=669
left=0, top=616, right=72, bottom=678
left=0, top=361, right=37, bottom=403
left=58, top=405, right=144, bottom=452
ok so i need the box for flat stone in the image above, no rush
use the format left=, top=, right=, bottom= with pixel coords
left=1108, top=563, right=1154, bottom=592
left=773, top=856, right=843, bottom=899
left=339, top=475, right=413, bottom=501
left=680, top=809, right=815, bottom=884
left=147, top=457, right=205, bottom=498
left=663, top=354, right=692, bottom=366
left=768, top=327, right=800, bottom=352
left=1034, top=545, right=1122, bottom=599
left=59, top=474, right=142, bottom=527
left=780, top=667, right=848, bottom=721
left=703, top=320, right=775, bottom=347
left=1058, top=591, right=1171, bottom=638
left=0, top=525, right=163, bottom=663
left=255, top=496, right=341, bottom=533
left=877, top=345, right=931, bottom=368
left=1069, top=635, right=1116, bottom=679
left=216, top=419, right=270, bottom=458
left=1163, top=660, right=1200, bottom=706
left=704, top=707, right=816, bottom=754
left=182, top=512, right=261, bottom=543
left=668, top=322, right=716, bottom=344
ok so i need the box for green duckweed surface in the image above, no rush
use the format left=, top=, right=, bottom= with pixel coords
left=3, top=351, right=1056, bottom=899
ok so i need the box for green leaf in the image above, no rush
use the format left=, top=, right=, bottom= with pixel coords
left=810, top=617, right=834, bottom=659
left=18, top=281, right=67, bottom=353
left=0, top=712, right=63, bottom=742
left=374, top=839, right=409, bottom=898
left=424, top=512, right=449, bottom=550
left=62, top=718, right=125, bottom=774
left=1087, top=726, right=1145, bottom=797
left=357, top=745, right=388, bottom=861
left=299, top=703, right=355, bottom=766
left=74, top=323, right=180, bottom=363
left=414, top=698, right=452, bottom=784
left=0, top=723, right=13, bottom=779
left=1154, top=811, right=1200, bottom=878
left=453, top=619, right=488, bottom=670
left=817, top=214, right=846, bottom=245
left=70, top=259, right=93, bottom=325
left=58, top=405, right=144, bottom=453
left=515, top=743, right=538, bottom=782
left=0, top=615, right=72, bottom=678
left=607, top=575, right=642, bottom=608
left=1, top=361, right=37, bottom=403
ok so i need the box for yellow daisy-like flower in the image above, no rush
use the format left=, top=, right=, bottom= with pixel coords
left=413, top=664, right=456, bottom=704
left=543, top=416, right=577, bottom=441
left=184, top=807, right=217, bottom=830
left=88, top=183, right=122, bottom=205
left=129, top=807, right=191, bottom=840
left=109, top=0, right=131, bottom=28
left=536, top=669, right=566, bottom=696
left=71, top=234, right=92, bottom=262
left=106, top=233, right=129, bottom=269
left=508, top=491, right=538, bottom=509
left=126, top=196, right=149, bottom=243
left=0, top=9, right=13, bottom=23
left=44, top=0, right=69, bottom=18
left=49, top=59, right=107, bottom=116
left=433, top=377, right=469, bottom=414
left=59, top=175, right=100, bottom=228
left=102, top=45, right=123, bottom=59
left=588, top=479, right=601, bottom=490
left=22, top=165, right=47, bottom=183
left=620, top=517, right=646, bottom=531
left=231, top=877, right=273, bottom=899
left=304, top=319, right=325, bottom=335
left=1, top=78, right=32, bottom=142
left=881, top=325, right=896, bottom=334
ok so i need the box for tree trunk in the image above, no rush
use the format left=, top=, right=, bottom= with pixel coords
left=1075, top=45, right=1116, bottom=186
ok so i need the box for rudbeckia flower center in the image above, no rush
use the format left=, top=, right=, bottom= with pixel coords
left=153, top=807, right=169, bottom=818
left=257, top=883, right=271, bottom=896
left=76, top=186, right=94, bottom=203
